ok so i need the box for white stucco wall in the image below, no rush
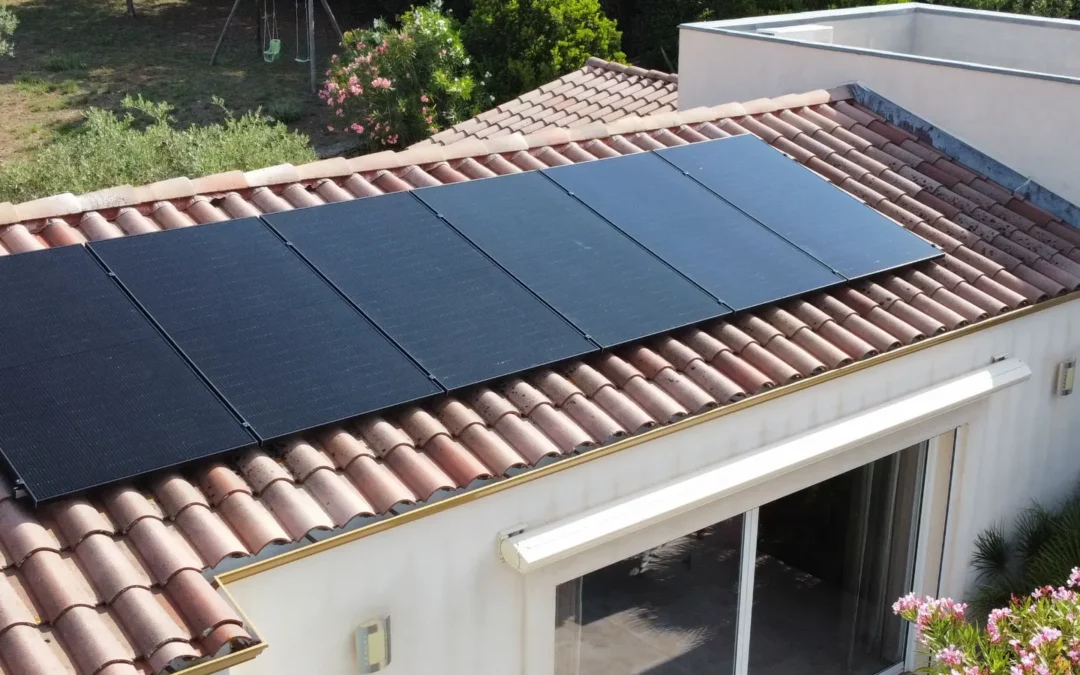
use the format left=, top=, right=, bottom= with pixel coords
left=225, top=298, right=1080, bottom=675
left=910, top=11, right=1080, bottom=76
left=677, top=26, right=1080, bottom=205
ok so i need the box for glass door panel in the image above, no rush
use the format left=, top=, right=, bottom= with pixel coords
left=747, top=443, right=927, bottom=675
left=555, top=515, right=744, bottom=675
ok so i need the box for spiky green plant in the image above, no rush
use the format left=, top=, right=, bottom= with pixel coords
left=971, top=488, right=1080, bottom=618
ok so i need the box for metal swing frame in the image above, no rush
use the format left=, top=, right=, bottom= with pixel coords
left=209, top=0, right=344, bottom=92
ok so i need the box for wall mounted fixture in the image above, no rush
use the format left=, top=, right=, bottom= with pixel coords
left=1057, top=359, right=1075, bottom=396
left=356, top=617, right=391, bottom=673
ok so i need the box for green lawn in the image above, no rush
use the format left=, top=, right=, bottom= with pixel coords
left=0, top=0, right=357, bottom=162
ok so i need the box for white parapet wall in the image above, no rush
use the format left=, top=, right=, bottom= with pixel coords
left=678, top=4, right=1080, bottom=205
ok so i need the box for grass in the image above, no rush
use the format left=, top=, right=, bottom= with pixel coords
left=0, top=0, right=373, bottom=165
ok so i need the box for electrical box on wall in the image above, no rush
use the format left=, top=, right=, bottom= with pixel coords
left=356, top=617, right=391, bottom=673
left=1057, top=359, right=1076, bottom=396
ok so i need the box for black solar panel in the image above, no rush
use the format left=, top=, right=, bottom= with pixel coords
left=414, top=172, right=727, bottom=347
left=262, top=193, right=596, bottom=389
left=656, top=135, right=943, bottom=279
left=0, top=246, right=253, bottom=502
left=545, top=152, right=846, bottom=311
left=91, top=218, right=441, bottom=441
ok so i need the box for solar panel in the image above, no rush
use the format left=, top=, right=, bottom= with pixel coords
left=414, top=172, right=727, bottom=347
left=545, top=152, right=846, bottom=311
left=0, top=246, right=253, bottom=502
left=262, top=193, right=596, bottom=389
left=91, top=218, right=441, bottom=441
left=656, top=135, right=943, bottom=279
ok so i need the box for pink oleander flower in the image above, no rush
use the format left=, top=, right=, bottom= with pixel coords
left=350, top=123, right=364, bottom=134
left=938, top=646, right=964, bottom=666
left=420, top=94, right=429, bottom=103
left=326, top=125, right=335, bottom=131
left=1069, top=567, right=1080, bottom=588
left=371, top=77, right=392, bottom=90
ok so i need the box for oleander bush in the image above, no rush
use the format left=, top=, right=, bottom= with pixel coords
left=894, top=569, right=1080, bottom=675
left=321, top=2, right=480, bottom=148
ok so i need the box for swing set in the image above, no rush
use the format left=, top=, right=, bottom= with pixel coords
left=209, top=0, right=344, bottom=92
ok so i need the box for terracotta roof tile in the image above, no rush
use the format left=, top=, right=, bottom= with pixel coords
left=421, top=59, right=678, bottom=146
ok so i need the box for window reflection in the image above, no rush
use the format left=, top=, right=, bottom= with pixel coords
left=555, top=517, right=743, bottom=675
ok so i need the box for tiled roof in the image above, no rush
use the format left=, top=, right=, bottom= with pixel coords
left=2, top=85, right=1080, bottom=675
left=418, top=57, right=678, bottom=146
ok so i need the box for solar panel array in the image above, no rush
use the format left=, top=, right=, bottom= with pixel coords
left=0, top=135, right=942, bottom=501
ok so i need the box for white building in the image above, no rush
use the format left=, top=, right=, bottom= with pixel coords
left=679, top=3, right=1080, bottom=206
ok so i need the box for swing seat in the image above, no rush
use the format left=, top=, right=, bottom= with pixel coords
left=263, top=38, right=281, bottom=63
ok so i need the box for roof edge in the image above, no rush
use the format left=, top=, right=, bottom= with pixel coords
left=436, top=85, right=854, bottom=156
left=849, top=83, right=1080, bottom=229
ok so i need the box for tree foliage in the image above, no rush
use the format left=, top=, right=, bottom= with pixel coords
left=322, top=3, right=480, bottom=148
left=0, top=5, right=17, bottom=58
left=464, top=0, right=625, bottom=104
left=0, top=96, right=315, bottom=204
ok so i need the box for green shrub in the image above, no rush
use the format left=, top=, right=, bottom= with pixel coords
left=322, top=2, right=480, bottom=149
left=0, top=95, right=316, bottom=203
left=43, top=53, right=86, bottom=72
left=0, top=5, right=16, bottom=58
left=265, top=99, right=304, bottom=123
left=464, top=0, right=625, bottom=104
left=969, top=485, right=1080, bottom=618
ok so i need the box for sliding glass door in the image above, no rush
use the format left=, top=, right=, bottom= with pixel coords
left=553, top=442, right=928, bottom=675
left=748, top=443, right=926, bottom=675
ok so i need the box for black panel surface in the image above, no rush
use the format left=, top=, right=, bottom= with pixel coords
left=91, top=218, right=441, bottom=440
left=545, top=152, right=845, bottom=310
left=263, top=193, right=596, bottom=389
left=656, top=135, right=943, bottom=279
left=414, top=172, right=727, bottom=347
left=0, top=246, right=253, bottom=502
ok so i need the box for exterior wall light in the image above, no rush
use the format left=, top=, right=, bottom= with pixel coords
left=356, top=617, right=391, bottom=673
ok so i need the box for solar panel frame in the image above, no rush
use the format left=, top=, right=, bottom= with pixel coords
left=544, top=152, right=847, bottom=311
left=0, top=245, right=255, bottom=502
left=413, top=171, right=730, bottom=348
left=261, top=192, right=598, bottom=390
left=655, top=134, right=944, bottom=280
left=90, top=218, right=443, bottom=442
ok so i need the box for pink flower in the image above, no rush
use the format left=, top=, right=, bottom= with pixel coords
left=371, top=77, right=392, bottom=90
left=420, top=94, right=429, bottom=103
left=1069, top=567, right=1080, bottom=588
left=327, top=125, right=335, bottom=131
left=350, top=123, right=364, bottom=134
left=937, top=646, right=963, bottom=666
left=335, top=108, right=343, bottom=116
